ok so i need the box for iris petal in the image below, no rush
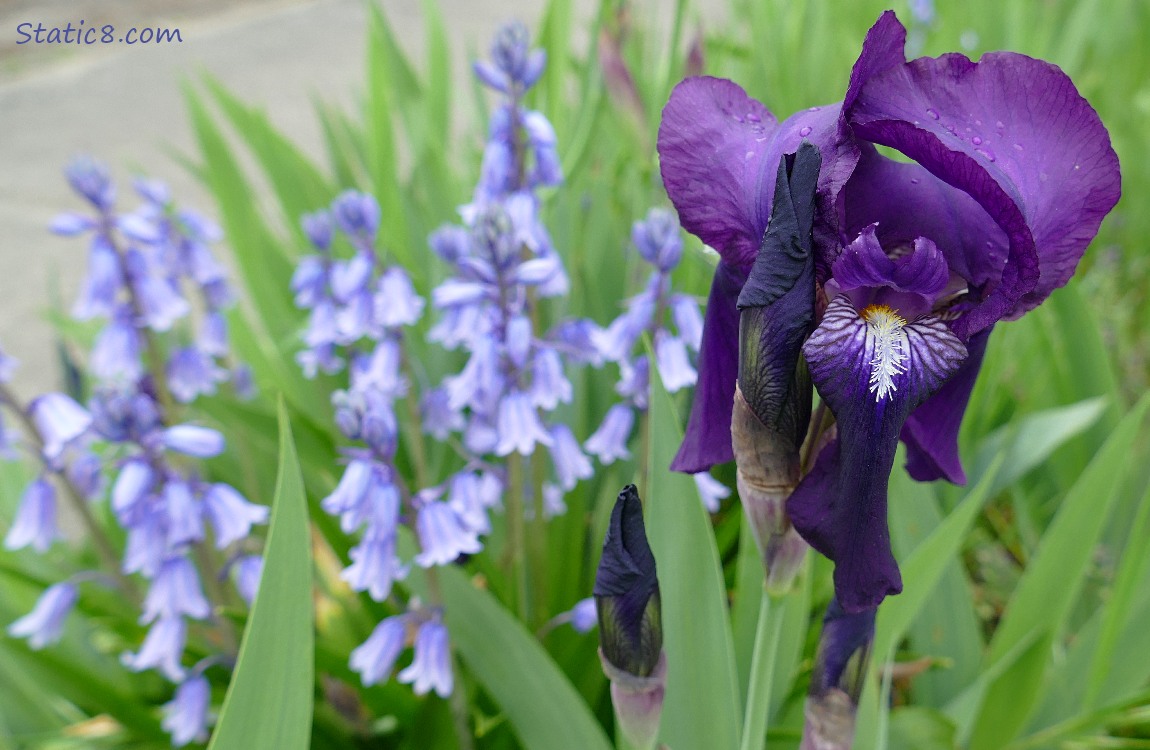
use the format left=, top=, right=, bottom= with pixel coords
left=789, top=296, right=966, bottom=611
left=847, top=47, right=1121, bottom=337
left=670, top=261, right=745, bottom=472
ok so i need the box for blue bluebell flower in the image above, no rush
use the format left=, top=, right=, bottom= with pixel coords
left=29, top=393, right=91, bottom=461
left=140, top=556, right=211, bottom=624
left=693, top=472, right=731, bottom=514
left=232, top=554, right=263, bottom=605
left=161, top=425, right=225, bottom=458
left=90, top=307, right=144, bottom=381
left=4, top=477, right=59, bottom=552
left=123, top=616, right=187, bottom=681
left=167, top=346, right=227, bottom=403
left=585, top=404, right=635, bottom=465
left=162, top=674, right=211, bottom=747
left=398, top=616, right=454, bottom=698
left=350, top=614, right=409, bottom=687
left=413, top=496, right=483, bottom=568
left=548, top=424, right=593, bottom=491
left=162, top=480, right=204, bottom=547
left=7, top=581, right=78, bottom=649
left=203, top=484, right=268, bottom=549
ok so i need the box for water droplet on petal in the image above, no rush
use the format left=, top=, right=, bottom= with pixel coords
left=910, top=178, right=920, bottom=185
left=1013, top=143, right=1024, bottom=151
left=977, top=147, right=996, bottom=162
left=971, top=136, right=983, bottom=145
left=996, top=120, right=1005, bottom=129
left=927, top=108, right=940, bottom=120
left=746, top=112, right=761, bottom=123
left=799, top=126, right=812, bottom=137
left=808, top=106, right=821, bottom=112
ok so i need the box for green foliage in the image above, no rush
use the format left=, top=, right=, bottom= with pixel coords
left=209, top=401, right=314, bottom=750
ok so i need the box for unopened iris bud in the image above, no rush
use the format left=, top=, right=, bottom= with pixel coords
left=595, top=485, right=665, bottom=750
left=801, top=598, right=876, bottom=750
left=732, top=143, right=821, bottom=593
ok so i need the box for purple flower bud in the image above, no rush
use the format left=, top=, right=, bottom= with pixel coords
left=162, top=674, right=211, bottom=747
left=291, top=256, right=328, bottom=308
left=331, top=190, right=381, bottom=241
left=73, top=237, right=122, bottom=320
left=374, top=267, right=425, bottom=328
left=585, top=404, right=634, bottom=464
left=91, top=308, right=144, bottom=382
left=123, top=249, right=190, bottom=332
left=198, top=312, right=229, bottom=357
left=693, top=472, right=730, bottom=514
left=203, top=484, right=268, bottom=549
left=505, top=314, right=533, bottom=370
left=350, top=614, right=409, bottom=687
left=113, top=459, right=154, bottom=519
left=50, top=212, right=97, bottom=236
left=552, top=318, right=604, bottom=366
left=330, top=252, right=375, bottom=303
left=231, top=364, right=256, bottom=400
left=65, top=157, right=115, bottom=210
left=542, top=482, right=567, bottom=518
left=117, top=211, right=163, bottom=244
left=495, top=390, right=553, bottom=457
left=670, top=293, right=704, bottom=351
left=487, top=21, right=539, bottom=90
left=654, top=331, right=697, bottom=393
left=122, top=502, right=168, bottom=577
left=162, top=425, right=225, bottom=458
left=66, top=451, right=104, bottom=500
left=134, top=177, right=171, bottom=206
left=567, top=597, right=598, bottom=633
left=30, top=393, right=92, bottom=461
left=233, top=554, right=263, bottom=605
left=167, top=347, right=227, bottom=403
left=8, top=581, right=79, bottom=649
left=413, top=500, right=482, bottom=567
left=301, top=210, right=334, bottom=251
left=141, top=556, right=211, bottom=623
left=429, top=225, right=470, bottom=263
left=616, top=356, right=650, bottom=410
left=398, top=617, right=453, bottom=697
left=632, top=208, right=683, bottom=271
left=421, top=387, right=465, bottom=439
left=122, top=616, right=186, bottom=681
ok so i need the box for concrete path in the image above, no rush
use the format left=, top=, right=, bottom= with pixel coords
left=0, top=0, right=589, bottom=396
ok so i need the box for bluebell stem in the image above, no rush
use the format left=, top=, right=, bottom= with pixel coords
left=595, top=485, right=665, bottom=750
left=801, top=598, right=876, bottom=750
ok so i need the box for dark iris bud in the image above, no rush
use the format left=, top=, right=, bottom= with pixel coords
left=732, top=142, right=821, bottom=593
left=594, top=484, right=662, bottom=677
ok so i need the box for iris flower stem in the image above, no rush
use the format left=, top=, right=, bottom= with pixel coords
left=505, top=452, right=531, bottom=622
left=0, top=383, right=139, bottom=602
left=740, top=590, right=786, bottom=750
left=423, top=566, right=476, bottom=750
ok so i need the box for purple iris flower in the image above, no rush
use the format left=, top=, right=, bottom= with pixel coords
left=657, top=12, right=1120, bottom=611
left=802, top=597, right=877, bottom=749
